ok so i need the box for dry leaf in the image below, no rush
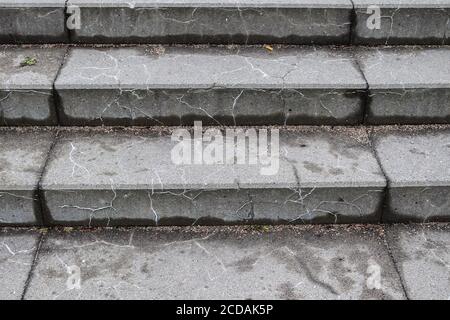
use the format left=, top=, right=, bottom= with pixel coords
left=263, top=44, right=273, bottom=52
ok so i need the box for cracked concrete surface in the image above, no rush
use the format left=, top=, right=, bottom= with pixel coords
left=2, top=224, right=448, bottom=300
left=0, top=0, right=448, bottom=302
left=0, top=224, right=446, bottom=300
left=353, top=0, right=450, bottom=45
left=39, top=126, right=385, bottom=226
left=0, top=228, right=40, bottom=300
left=1, top=0, right=449, bottom=45
left=386, top=223, right=450, bottom=299
left=0, top=46, right=66, bottom=125
left=67, top=0, right=353, bottom=44
left=21, top=224, right=408, bottom=300
left=1, top=125, right=449, bottom=226
left=0, top=1, right=67, bottom=43
left=1, top=45, right=449, bottom=126
left=372, top=126, right=450, bottom=222
left=355, top=46, right=450, bottom=124
left=0, top=128, right=55, bottom=225
left=55, top=46, right=367, bottom=126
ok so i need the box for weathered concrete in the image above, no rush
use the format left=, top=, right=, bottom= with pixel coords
left=0, top=229, right=40, bottom=300
left=356, top=47, right=450, bottom=124
left=55, top=46, right=367, bottom=126
left=41, top=127, right=386, bottom=226
left=0, top=1, right=67, bottom=44
left=372, top=126, right=450, bottom=222
left=0, top=128, right=55, bottom=225
left=24, top=225, right=405, bottom=299
left=68, top=0, right=353, bottom=44
left=386, top=223, right=450, bottom=300
left=0, top=46, right=66, bottom=125
left=353, top=0, right=450, bottom=45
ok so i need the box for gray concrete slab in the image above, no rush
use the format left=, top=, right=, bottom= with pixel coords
left=0, top=1, right=67, bottom=44
left=0, top=46, right=66, bottom=125
left=356, top=47, right=450, bottom=124
left=55, top=46, right=367, bottom=126
left=0, top=228, right=40, bottom=300
left=24, top=225, right=405, bottom=299
left=41, top=127, right=386, bottom=226
left=386, top=223, right=450, bottom=300
left=0, top=128, right=55, bottom=225
left=68, top=0, right=353, bottom=44
left=371, top=126, right=450, bottom=222
left=352, top=0, right=450, bottom=45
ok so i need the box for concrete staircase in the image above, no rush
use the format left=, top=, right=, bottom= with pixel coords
left=1, top=0, right=449, bottom=227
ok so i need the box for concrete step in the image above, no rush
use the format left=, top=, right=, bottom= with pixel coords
left=53, top=45, right=450, bottom=125
left=40, top=126, right=387, bottom=226
left=3, top=126, right=385, bottom=226
left=3, top=45, right=448, bottom=126
left=371, top=125, right=450, bottom=222
left=0, top=46, right=66, bottom=126
left=356, top=46, right=450, bottom=124
left=0, top=128, right=55, bottom=225
left=1, top=125, right=449, bottom=226
left=1, top=1, right=449, bottom=45
left=54, top=46, right=367, bottom=126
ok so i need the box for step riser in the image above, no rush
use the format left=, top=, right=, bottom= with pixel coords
left=0, top=90, right=57, bottom=126
left=0, top=7, right=67, bottom=44
left=0, top=190, right=39, bottom=225
left=385, top=187, right=450, bottom=223
left=1, top=2, right=449, bottom=45
left=23, top=87, right=450, bottom=126
left=42, top=187, right=384, bottom=226
left=353, top=7, right=449, bottom=45
left=57, top=89, right=364, bottom=126
left=367, top=89, right=450, bottom=125
left=72, top=7, right=351, bottom=45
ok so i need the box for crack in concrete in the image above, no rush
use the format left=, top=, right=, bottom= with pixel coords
left=20, top=232, right=45, bottom=300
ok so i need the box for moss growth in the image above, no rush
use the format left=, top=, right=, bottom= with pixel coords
left=20, top=56, right=37, bottom=67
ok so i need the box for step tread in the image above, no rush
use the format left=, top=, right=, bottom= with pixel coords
left=21, top=226, right=406, bottom=300
left=386, top=223, right=450, bottom=300
left=0, top=129, right=54, bottom=190
left=0, top=230, right=39, bottom=300
left=355, top=47, right=450, bottom=89
left=42, top=127, right=385, bottom=190
left=373, top=126, right=450, bottom=187
left=55, top=46, right=366, bottom=90
left=0, top=47, right=66, bottom=90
